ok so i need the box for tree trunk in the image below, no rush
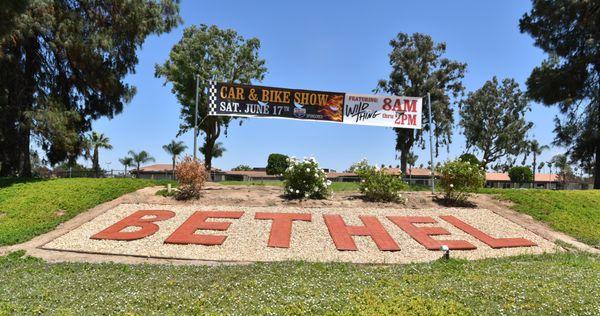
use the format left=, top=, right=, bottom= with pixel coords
left=395, top=129, right=414, bottom=174
left=93, top=147, right=99, bottom=177
left=172, top=157, right=176, bottom=179
left=532, top=153, right=537, bottom=186
left=594, top=141, right=600, bottom=189
left=18, top=123, right=32, bottom=177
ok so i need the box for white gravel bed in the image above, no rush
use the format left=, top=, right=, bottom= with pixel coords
left=43, top=203, right=557, bottom=264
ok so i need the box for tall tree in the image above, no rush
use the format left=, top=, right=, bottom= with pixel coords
left=200, top=141, right=226, bottom=165
left=155, top=25, right=267, bottom=170
left=377, top=33, right=466, bottom=174
left=85, top=132, right=112, bottom=175
left=520, top=0, right=600, bottom=188
left=406, top=152, right=418, bottom=179
left=119, top=157, right=134, bottom=175
left=527, top=140, right=549, bottom=183
left=163, top=139, right=187, bottom=176
left=460, top=77, right=533, bottom=168
left=550, top=154, right=573, bottom=185
left=128, top=150, right=155, bottom=176
left=0, top=0, right=181, bottom=177
left=0, top=0, right=29, bottom=43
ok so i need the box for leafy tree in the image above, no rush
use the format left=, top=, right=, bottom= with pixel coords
left=155, top=24, right=267, bottom=170
left=347, top=159, right=371, bottom=174
left=520, top=0, right=600, bottom=188
left=128, top=150, right=155, bottom=176
left=377, top=33, right=466, bottom=173
left=266, top=153, right=289, bottom=175
left=0, top=0, right=29, bottom=42
left=200, top=142, right=226, bottom=165
left=460, top=77, right=533, bottom=168
left=232, top=165, right=252, bottom=171
left=459, top=153, right=480, bottom=166
left=119, top=157, right=134, bottom=175
left=163, top=140, right=187, bottom=177
left=527, top=140, right=549, bottom=183
left=508, top=166, right=533, bottom=184
left=550, top=154, right=574, bottom=185
left=537, top=161, right=545, bottom=173
left=406, top=152, right=418, bottom=179
left=85, top=132, right=112, bottom=175
left=0, top=0, right=181, bottom=177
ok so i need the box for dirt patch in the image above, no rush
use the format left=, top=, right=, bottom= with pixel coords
left=54, top=210, right=66, bottom=217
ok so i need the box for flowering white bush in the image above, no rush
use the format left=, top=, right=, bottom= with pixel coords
left=283, top=157, right=332, bottom=199
left=439, top=157, right=485, bottom=204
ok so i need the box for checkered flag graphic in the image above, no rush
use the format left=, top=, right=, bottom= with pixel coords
left=208, top=80, right=217, bottom=115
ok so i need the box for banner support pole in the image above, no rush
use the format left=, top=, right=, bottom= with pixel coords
left=428, top=92, right=435, bottom=194
left=193, top=74, right=200, bottom=161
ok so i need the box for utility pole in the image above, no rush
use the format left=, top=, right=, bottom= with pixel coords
left=193, top=74, right=200, bottom=160
left=428, top=93, right=435, bottom=194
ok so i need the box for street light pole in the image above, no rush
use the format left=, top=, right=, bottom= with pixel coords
left=428, top=92, right=435, bottom=194
left=193, top=74, right=200, bottom=161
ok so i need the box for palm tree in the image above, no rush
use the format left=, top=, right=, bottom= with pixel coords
left=551, top=154, right=573, bottom=185
left=200, top=142, right=226, bottom=167
left=119, top=157, right=134, bottom=176
left=86, top=132, right=113, bottom=176
left=163, top=140, right=187, bottom=177
left=537, top=161, right=545, bottom=173
left=406, top=152, right=418, bottom=180
left=528, top=140, right=549, bottom=184
left=128, top=150, right=155, bottom=177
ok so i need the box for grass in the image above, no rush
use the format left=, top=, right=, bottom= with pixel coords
left=480, top=188, right=600, bottom=247
left=0, top=251, right=598, bottom=315
left=0, top=178, right=170, bottom=246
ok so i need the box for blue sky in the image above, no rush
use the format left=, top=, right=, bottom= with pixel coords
left=90, top=0, right=562, bottom=172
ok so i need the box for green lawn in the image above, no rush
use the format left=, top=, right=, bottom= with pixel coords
left=0, top=178, right=169, bottom=246
left=0, top=251, right=598, bottom=315
left=481, top=189, right=600, bottom=248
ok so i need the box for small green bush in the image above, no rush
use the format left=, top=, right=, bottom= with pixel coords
left=508, top=166, right=533, bottom=183
left=266, top=153, right=289, bottom=175
left=357, top=166, right=408, bottom=202
left=283, top=157, right=331, bottom=199
left=439, top=158, right=485, bottom=203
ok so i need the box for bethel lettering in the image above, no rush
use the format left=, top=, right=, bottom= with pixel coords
left=91, top=210, right=536, bottom=251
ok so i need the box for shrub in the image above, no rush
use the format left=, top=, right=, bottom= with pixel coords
left=346, top=158, right=371, bottom=174
left=266, top=153, right=289, bottom=175
left=231, top=164, right=252, bottom=171
left=174, top=156, right=208, bottom=200
left=439, top=158, right=485, bottom=203
left=283, top=157, right=331, bottom=199
left=508, top=166, right=533, bottom=183
left=458, top=153, right=480, bottom=166
left=357, top=165, right=408, bottom=202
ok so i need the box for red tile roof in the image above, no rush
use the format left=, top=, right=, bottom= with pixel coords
left=486, top=172, right=560, bottom=182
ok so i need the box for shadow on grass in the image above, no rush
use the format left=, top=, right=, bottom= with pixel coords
left=0, top=177, right=47, bottom=189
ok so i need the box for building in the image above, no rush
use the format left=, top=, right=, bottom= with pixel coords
left=133, top=164, right=591, bottom=190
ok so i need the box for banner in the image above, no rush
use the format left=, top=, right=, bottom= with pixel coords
left=208, top=81, right=344, bottom=123
left=343, top=93, right=422, bottom=129
left=208, top=81, right=422, bottom=129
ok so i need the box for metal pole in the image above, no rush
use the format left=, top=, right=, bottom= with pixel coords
left=428, top=93, right=435, bottom=194
left=193, top=74, right=200, bottom=161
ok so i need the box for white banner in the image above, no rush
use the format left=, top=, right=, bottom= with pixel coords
left=343, top=93, right=422, bottom=129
